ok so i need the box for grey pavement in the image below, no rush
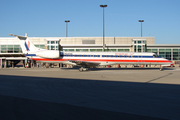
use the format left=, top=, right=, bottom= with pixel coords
left=0, top=67, right=180, bottom=120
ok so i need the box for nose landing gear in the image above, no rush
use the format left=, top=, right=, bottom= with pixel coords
left=79, top=67, right=88, bottom=72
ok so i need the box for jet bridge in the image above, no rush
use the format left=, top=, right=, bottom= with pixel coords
left=0, top=53, right=27, bottom=68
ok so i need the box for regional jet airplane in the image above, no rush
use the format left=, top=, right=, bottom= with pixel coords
left=10, top=34, right=172, bottom=71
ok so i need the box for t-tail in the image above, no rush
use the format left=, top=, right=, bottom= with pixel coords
left=9, top=34, right=60, bottom=58
left=9, top=34, right=39, bottom=54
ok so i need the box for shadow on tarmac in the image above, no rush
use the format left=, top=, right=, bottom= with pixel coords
left=0, top=74, right=178, bottom=120
left=0, top=95, right=166, bottom=120
left=61, top=67, right=174, bottom=71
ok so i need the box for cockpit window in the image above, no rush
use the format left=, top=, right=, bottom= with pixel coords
left=153, top=54, right=157, bottom=58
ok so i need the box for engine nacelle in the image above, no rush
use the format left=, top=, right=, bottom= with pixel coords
left=36, top=50, right=60, bottom=58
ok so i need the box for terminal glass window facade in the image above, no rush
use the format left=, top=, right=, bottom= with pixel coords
left=35, top=45, right=45, bottom=49
left=62, top=48, right=128, bottom=52
left=138, top=41, right=141, bottom=44
left=166, top=49, right=171, bottom=60
left=104, top=49, right=110, bottom=52
left=76, top=49, right=82, bottom=52
left=75, top=49, right=89, bottom=52
left=97, top=49, right=102, bottom=52
left=146, top=48, right=180, bottom=60
left=152, top=49, right=158, bottom=55
left=143, top=45, right=145, bottom=52
left=1, top=45, right=6, bottom=53
left=159, top=49, right=165, bottom=58
left=51, top=41, right=55, bottom=44
left=138, top=45, right=141, bottom=52
left=134, top=46, right=136, bottom=52
left=118, top=49, right=130, bottom=52
left=118, top=49, right=124, bottom=52
left=51, top=46, right=55, bottom=50
left=158, top=49, right=172, bottom=60
left=146, top=49, right=151, bottom=52
left=90, top=49, right=96, bottom=52
left=173, top=49, right=178, bottom=60
left=125, top=49, right=129, bottom=52
left=62, top=49, right=75, bottom=52
left=89, top=49, right=103, bottom=52
left=133, top=39, right=146, bottom=52
left=40, top=45, right=45, bottom=49
left=82, top=49, right=88, bottom=52
left=68, top=49, right=74, bottom=51
left=7, top=45, right=13, bottom=53
left=110, top=49, right=116, bottom=52
left=47, top=40, right=59, bottom=50
left=0, top=45, right=22, bottom=53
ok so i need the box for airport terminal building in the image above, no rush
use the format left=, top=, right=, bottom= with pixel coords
left=0, top=36, right=180, bottom=67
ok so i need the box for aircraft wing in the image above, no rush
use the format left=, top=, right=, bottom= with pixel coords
left=68, top=60, right=100, bottom=67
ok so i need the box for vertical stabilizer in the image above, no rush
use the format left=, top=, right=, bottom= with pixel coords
left=9, top=34, right=38, bottom=53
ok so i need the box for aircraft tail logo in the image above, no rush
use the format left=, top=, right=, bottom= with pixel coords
left=25, top=40, right=30, bottom=51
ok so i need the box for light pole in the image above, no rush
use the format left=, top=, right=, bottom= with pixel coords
left=139, top=20, right=144, bottom=37
left=100, top=5, right=107, bottom=52
left=65, top=20, right=70, bottom=37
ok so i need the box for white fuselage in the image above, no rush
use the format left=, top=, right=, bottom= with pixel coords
left=26, top=51, right=172, bottom=67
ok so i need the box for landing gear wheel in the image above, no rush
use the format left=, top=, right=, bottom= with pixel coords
left=79, top=68, right=83, bottom=72
left=79, top=67, right=88, bottom=72
left=160, top=67, right=164, bottom=71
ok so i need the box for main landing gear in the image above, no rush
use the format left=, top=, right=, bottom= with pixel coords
left=79, top=67, right=88, bottom=72
left=160, top=66, right=164, bottom=71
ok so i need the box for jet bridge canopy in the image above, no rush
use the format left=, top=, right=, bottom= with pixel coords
left=0, top=53, right=27, bottom=60
left=0, top=53, right=25, bottom=57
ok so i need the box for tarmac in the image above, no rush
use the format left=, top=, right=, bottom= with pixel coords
left=0, top=66, right=180, bottom=120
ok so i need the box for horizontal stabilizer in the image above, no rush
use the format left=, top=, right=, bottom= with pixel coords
left=9, top=34, right=27, bottom=40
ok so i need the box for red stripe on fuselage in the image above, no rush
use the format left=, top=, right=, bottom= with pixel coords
left=31, top=58, right=172, bottom=63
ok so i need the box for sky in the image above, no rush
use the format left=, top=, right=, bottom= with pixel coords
left=0, top=0, right=180, bottom=44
